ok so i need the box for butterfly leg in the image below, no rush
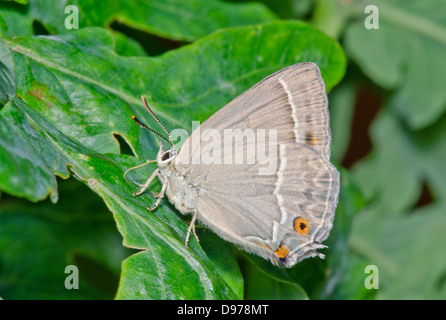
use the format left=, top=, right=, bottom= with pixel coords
left=123, top=160, right=156, bottom=186
left=147, top=176, right=167, bottom=211
left=132, top=168, right=159, bottom=197
left=150, top=172, right=166, bottom=198
left=185, top=210, right=199, bottom=248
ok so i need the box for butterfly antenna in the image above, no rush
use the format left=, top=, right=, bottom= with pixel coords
left=140, top=96, right=174, bottom=146
left=131, top=115, right=174, bottom=147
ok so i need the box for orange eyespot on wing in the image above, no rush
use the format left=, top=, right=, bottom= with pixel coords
left=294, top=217, right=310, bottom=235
left=304, top=131, right=318, bottom=146
left=274, top=244, right=289, bottom=259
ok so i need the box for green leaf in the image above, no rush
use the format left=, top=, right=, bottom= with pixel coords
left=29, top=0, right=277, bottom=41
left=1, top=0, right=277, bottom=56
left=328, top=77, right=358, bottom=164
left=0, top=100, right=71, bottom=203
left=353, top=103, right=446, bottom=214
left=312, top=0, right=354, bottom=39
left=351, top=201, right=446, bottom=299
left=0, top=2, right=34, bottom=37
left=197, top=229, right=244, bottom=298
left=0, top=22, right=346, bottom=299
left=352, top=109, right=421, bottom=214
left=0, top=178, right=131, bottom=299
left=112, top=31, right=147, bottom=57
left=351, top=107, right=446, bottom=299
left=228, top=0, right=314, bottom=19
left=5, top=0, right=28, bottom=5
left=0, top=37, right=15, bottom=104
left=242, top=259, right=308, bottom=300
left=344, top=0, right=446, bottom=129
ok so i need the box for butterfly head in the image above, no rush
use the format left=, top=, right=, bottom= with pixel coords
left=156, top=144, right=177, bottom=168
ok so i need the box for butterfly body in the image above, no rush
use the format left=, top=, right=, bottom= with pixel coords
left=156, top=148, right=198, bottom=215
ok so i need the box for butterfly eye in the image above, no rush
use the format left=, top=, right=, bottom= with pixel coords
left=161, top=151, right=174, bottom=162
left=294, top=217, right=310, bottom=235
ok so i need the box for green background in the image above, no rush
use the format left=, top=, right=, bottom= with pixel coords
left=0, top=0, right=445, bottom=300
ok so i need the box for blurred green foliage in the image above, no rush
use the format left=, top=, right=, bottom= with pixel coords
left=1, top=0, right=445, bottom=300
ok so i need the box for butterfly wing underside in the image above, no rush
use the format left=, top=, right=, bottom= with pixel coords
left=174, top=63, right=339, bottom=267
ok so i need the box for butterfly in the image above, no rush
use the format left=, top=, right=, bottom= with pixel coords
left=125, top=62, right=339, bottom=267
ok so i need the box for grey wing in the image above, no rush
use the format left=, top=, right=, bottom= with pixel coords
left=193, top=143, right=339, bottom=267
left=176, top=62, right=332, bottom=164
left=173, top=62, right=338, bottom=267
